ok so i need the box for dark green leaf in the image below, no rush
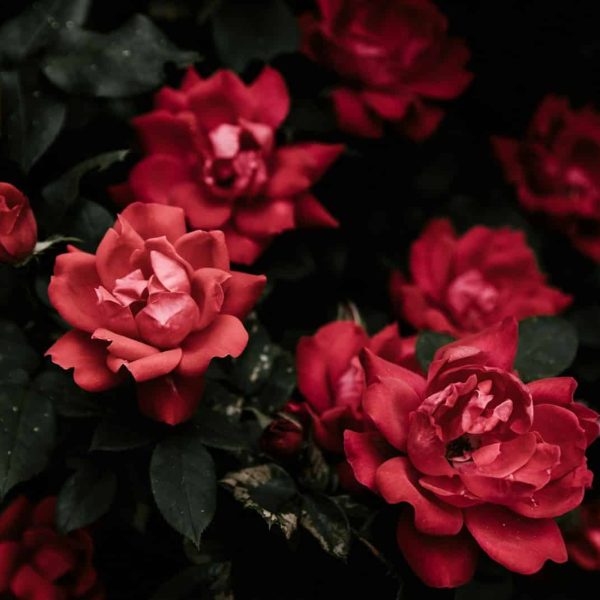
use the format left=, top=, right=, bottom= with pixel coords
left=0, top=69, right=66, bottom=171
left=151, top=563, right=232, bottom=600
left=43, top=14, right=198, bottom=97
left=300, top=493, right=351, bottom=560
left=212, top=0, right=299, bottom=71
left=150, top=433, right=216, bottom=547
left=415, top=330, right=455, bottom=372
left=56, top=462, right=116, bottom=533
left=66, top=199, right=114, bottom=251
left=0, top=320, right=39, bottom=382
left=515, top=317, right=578, bottom=382
left=0, top=385, right=55, bottom=499
left=569, top=306, right=600, bottom=349
left=0, top=0, right=91, bottom=64
left=230, top=317, right=273, bottom=394
left=255, top=351, right=295, bottom=413
left=192, top=405, right=248, bottom=451
left=33, top=368, right=104, bottom=418
left=221, top=463, right=298, bottom=537
left=91, top=415, right=158, bottom=451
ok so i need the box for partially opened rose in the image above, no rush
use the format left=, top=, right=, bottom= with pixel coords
left=494, top=95, right=600, bottom=261
left=300, top=0, right=472, bottom=140
left=46, top=203, right=266, bottom=425
left=0, top=182, right=37, bottom=264
left=113, top=66, right=343, bottom=264
left=0, top=496, right=103, bottom=599
left=344, top=319, right=598, bottom=587
left=390, top=218, right=571, bottom=335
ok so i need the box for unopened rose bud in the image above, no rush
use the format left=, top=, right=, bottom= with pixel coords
left=260, top=417, right=303, bottom=461
left=0, top=183, right=37, bottom=264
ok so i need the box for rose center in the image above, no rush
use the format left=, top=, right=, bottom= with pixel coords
left=445, top=434, right=478, bottom=463
left=447, top=270, right=499, bottom=331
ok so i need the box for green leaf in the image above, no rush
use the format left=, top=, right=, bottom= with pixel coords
left=300, top=493, right=351, bottom=560
left=0, top=0, right=91, bottom=64
left=515, top=316, right=578, bottom=382
left=212, top=0, right=299, bottom=71
left=0, top=385, right=55, bottom=499
left=568, top=306, right=600, bottom=349
left=192, top=405, right=248, bottom=451
left=150, top=433, right=216, bottom=547
left=221, top=463, right=298, bottom=538
left=151, top=563, right=232, bottom=600
left=415, top=330, right=455, bottom=372
left=230, top=317, right=273, bottom=394
left=91, top=415, right=158, bottom=452
left=43, top=14, right=198, bottom=98
left=0, top=320, right=39, bottom=383
left=42, top=149, right=128, bottom=225
left=33, top=368, right=104, bottom=418
left=56, top=462, right=116, bottom=533
left=66, top=200, right=114, bottom=252
left=255, top=351, right=295, bottom=413
left=0, top=69, right=66, bottom=171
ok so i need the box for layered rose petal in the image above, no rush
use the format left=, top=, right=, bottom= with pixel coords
left=343, top=431, right=395, bottom=492
left=221, top=272, right=267, bottom=319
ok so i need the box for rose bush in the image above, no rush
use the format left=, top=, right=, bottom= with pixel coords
left=344, top=319, right=599, bottom=587
left=0, top=496, right=103, bottom=599
left=390, top=218, right=571, bottom=335
left=494, top=96, right=600, bottom=261
left=46, top=202, right=266, bottom=425
left=112, top=66, right=343, bottom=264
left=300, top=0, right=472, bottom=140
left=0, top=182, right=37, bottom=264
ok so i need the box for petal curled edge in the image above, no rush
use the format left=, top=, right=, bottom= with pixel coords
left=343, top=430, right=395, bottom=492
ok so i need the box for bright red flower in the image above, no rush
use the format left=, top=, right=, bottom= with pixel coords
left=300, top=0, right=472, bottom=140
left=566, top=503, right=600, bottom=570
left=112, top=66, right=343, bottom=264
left=46, top=202, right=266, bottom=425
left=0, top=496, right=104, bottom=599
left=296, top=320, right=418, bottom=455
left=0, top=182, right=37, bottom=264
left=494, top=96, right=600, bottom=261
left=344, top=319, right=599, bottom=587
left=390, top=218, right=571, bottom=336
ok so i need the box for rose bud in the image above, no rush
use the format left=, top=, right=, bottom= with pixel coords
left=390, top=218, right=571, bottom=336
left=494, top=96, right=600, bottom=261
left=300, top=0, right=472, bottom=140
left=45, top=203, right=266, bottom=425
left=0, top=496, right=104, bottom=599
left=344, top=319, right=599, bottom=587
left=260, top=417, right=304, bottom=461
left=0, top=182, right=38, bottom=264
left=111, top=67, right=343, bottom=265
left=567, top=503, right=600, bottom=570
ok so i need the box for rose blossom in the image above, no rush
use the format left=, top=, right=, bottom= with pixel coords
left=112, top=66, right=343, bottom=265
left=494, top=96, right=600, bottom=261
left=46, top=202, right=266, bottom=425
left=0, top=182, right=37, bottom=264
left=390, top=218, right=571, bottom=336
left=344, top=319, right=599, bottom=587
left=300, top=0, right=472, bottom=140
left=0, top=496, right=103, bottom=599
left=566, top=502, right=600, bottom=570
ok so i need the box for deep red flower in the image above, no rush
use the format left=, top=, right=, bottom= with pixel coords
left=300, top=0, right=472, bottom=140
left=0, top=182, right=37, bottom=264
left=46, top=202, right=266, bottom=425
left=112, top=67, right=343, bottom=264
left=0, top=496, right=104, bottom=599
left=494, top=96, right=600, bottom=261
left=260, top=417, right=304, bottom=461
left=390, top=218, right=571, bottom=336
left=344, top=319, right=599, bottom=587
left=566, top=503, right=600, bottom=570
left=296, top=320, right=418, bottom=455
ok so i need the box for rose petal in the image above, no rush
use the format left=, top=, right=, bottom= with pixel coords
left=360, top=348, right=426, bottom=395
left=129, top=155, right=193, bottom=206
left=294, top=192, right=338, bottom=228
left=119, top=202, right=187, bottom=244
left=343, top=430, right=395, bottom=492
left=221, top=271, right=267, bottom=319
left=249, top=66, right=290, bottom=128
left=132, top=110, right=195, bottom=157
left=234, top=198, right=296, bottom=238
left=174, top=230, right=230, bottom=271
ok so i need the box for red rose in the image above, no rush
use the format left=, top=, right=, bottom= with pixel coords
left=494, top=96, right=600, bottom=261
left=344, top=319, right=599, bottom=587
left=112, top=67, right=343, bottom=265
left=300, top=0, right=472, bottom=140
left=566, top=503, right=600, bottom=570
left=296, top=320, right=418, bottom=455
left=0, top=496, right=103, bottom=599
left=390, top=218, right=571, bottom=336
left=260, top=417, right=304, bottom=461
left=0, top=182, right=37, bottom=264
left=45, top=203, right=266, bottom=425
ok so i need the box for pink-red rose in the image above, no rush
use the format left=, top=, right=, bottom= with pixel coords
left=46, top=202, right=266, bottom=425
left=566, top=503, right=600, bottom=570
left=344, top=319, right=599, bottom=587
left=296, top=320, right=418, bottom=455
left=390, top=218, right=571, bottom=336
left=494, top=95, right=600, bottom=261
left=112, top=66, right=343, bottom=265
left=0, top=182, right=37, bottom=264
left=0, top=496, right=103, bottom=599
left=300, top=0, right=472, bottom=140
